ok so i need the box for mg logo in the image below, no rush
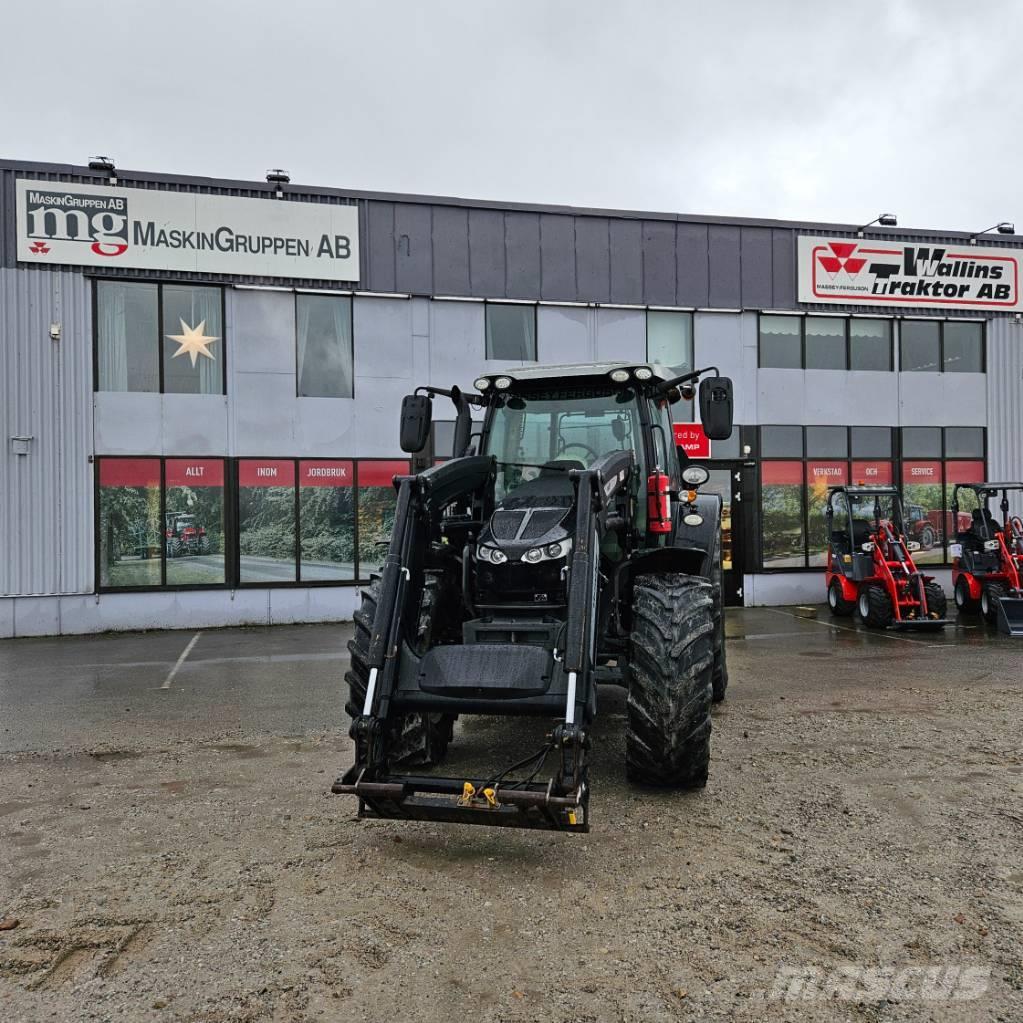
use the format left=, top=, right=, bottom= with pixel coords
left=24, top=188, right=129, bottom=257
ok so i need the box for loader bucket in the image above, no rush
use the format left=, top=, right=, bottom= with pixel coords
left=995, top=597, right=1023, bottom=637
left=891, top=618, right=951, bottom=632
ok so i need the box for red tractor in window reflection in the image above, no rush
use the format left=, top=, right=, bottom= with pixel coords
left=950, top=482, right=1023, bottom=636
left=825, top=485, right=949, bottom=630
left=165, top=511, right=212, bottom=558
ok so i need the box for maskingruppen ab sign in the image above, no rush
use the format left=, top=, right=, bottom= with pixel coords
left=797, top=235, right=1021, bottom=311
left=15, top=179, right=359, bottom=281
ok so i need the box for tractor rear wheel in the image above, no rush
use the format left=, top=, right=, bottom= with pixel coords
left=626, top=573, right=714, bottom=788
left=919, top=525, right=936, bottom=550
left=858, top=584, right=893, bottom=628
left=345, top=579, right=454, bottom=767
left=923, top=582, right=947, bottom=620
left=167, top=538, right=181, bottom=559
left=955, top=576, right=980, bottom=614
left=981, top=582, right=1008, bottom=625
left=828, top=579, right=855, bottom=617
left=709, top=532, right=728, bottom=703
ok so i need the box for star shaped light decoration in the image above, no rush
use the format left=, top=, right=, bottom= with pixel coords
left=165, top=319, right=220, bottom=367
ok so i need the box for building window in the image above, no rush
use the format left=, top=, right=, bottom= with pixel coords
left=900, top=320, right=983, bottom=373
left=237, top=459, right=297, bottom=583
left=299, top=460, right=356, bottom=580
left=804, top=317, right=845, bottom=371
left=757, top=426, right=985, bottom=570
left=357, top=461, right=409, bottom=577
left=485, top=303, right=536, bottom=361
left=96, top=281, right=225, bottom=394
left=849, top=319, right=892, bottom=371
left=760, top=314, right=894, bottom=371
left=759, top=315, right=802, bottom=369
left=647, top=311, right=693, bottom=370
left=297, top=294, right=354, bottom=398
left=164, top=459, right=226, bottom=585
left=97, top=458, right=163, bottom=588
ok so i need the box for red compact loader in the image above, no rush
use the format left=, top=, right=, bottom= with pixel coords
left=950, top=481, right=1023, bottom=636
left=825, top=485, right=949, bottom=630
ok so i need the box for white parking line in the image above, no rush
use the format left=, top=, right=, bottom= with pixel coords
left=758, top=607, right=945, bottom=646
left=161, top=632, right=202, bottom=690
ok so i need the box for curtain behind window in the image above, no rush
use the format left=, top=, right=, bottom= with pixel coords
left=97, top=282, right=159, bottom=391
left=297, top=295, right=353, bottom=398
left=163, top=285, right=223, bottom=394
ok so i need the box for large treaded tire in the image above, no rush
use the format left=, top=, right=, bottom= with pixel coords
left=709, top=532, right=729, bottom=703
left=858, top=584, right=893, bottom=629
left=981, top=581, right=1008, bottom=625
left=626, top=573, right=714, bottom=788
left=344, top=579, right=453, bottom=767
left=923, top=581, right=947, bottom=620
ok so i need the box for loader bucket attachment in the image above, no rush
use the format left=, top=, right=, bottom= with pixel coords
left=995, top=597, right=1023, bottom=636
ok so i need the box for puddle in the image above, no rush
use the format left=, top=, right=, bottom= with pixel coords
left=211, top=743, right=267, bottom=759
left=0, top=801, right=30, bottom=817
left=88, top=751, right=144, bottom=763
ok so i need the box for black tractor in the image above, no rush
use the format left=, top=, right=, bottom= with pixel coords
left=333, top=362, right=734, bottom=832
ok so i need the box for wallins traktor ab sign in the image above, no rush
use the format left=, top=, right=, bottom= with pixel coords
left=797, top=235, right=1022, bottom=311
left=15, top=180, right=360, bottom=282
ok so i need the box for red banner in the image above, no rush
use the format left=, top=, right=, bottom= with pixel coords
left=944, top=460, right=986, bottom=484
left=98, top=458, right=160, bottom=488
left=672, top=423, right=711, bottom=459
left=806, top=460, right=848, bottom=489
left=902, top=460, right=942, bottom=485
left=238, top=459, right=295, bottom=487
left=851, top=460, right=893, bottom=485
left=761, top=460, right=804, bottom=486
left=300, top=460, right=354, bottom=487
left=165, top=458, right=224, bottom=488
left=358, top=460, right=410, bottom=488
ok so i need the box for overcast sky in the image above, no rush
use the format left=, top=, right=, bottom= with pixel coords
left=2, top=0, right=1020, bottom=230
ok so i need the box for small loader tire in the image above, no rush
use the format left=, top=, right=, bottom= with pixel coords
left=981, top=582, right=1008, bottom=625
left=955, top=577, right=980, bottom=615
left=923, top=581, right=947, bottom=620
left=859, top=584, right=893, bottom=629
left=828, top=579, right=856, bottom=617
left=345, top=579, right=453, bottom=767
left=626, top=573, right=714, bottom=788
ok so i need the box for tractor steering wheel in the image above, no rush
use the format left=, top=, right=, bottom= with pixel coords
left=559, top=441, right=599, bottom=465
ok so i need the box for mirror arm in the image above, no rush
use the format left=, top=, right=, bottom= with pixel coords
left=414, top=384, right=488, bottom=408
left=653, top=365, right=720, bottom=398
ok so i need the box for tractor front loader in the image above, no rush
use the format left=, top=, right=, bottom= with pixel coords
left=332, top=362, right=734, bottom=832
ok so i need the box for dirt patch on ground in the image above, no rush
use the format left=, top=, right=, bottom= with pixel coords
left=1, top=614, right=1021, bottom=1021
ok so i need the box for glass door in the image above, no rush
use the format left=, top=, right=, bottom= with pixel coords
left=704, top=463, right=745, bottom=606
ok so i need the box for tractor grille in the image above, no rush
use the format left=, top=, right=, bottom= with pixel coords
left=491, top=510, right=527, bottom=541
left=520, top=509, right=568, bottom=539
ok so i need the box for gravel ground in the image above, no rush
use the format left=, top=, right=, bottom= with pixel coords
left=1, top=609, right=1021, bottom=1022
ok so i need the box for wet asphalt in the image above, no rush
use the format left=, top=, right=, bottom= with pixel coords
left=0, top=606, right=1018, bottom=756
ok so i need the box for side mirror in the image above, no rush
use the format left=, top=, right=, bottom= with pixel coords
left=699, top=376, right=733, bottom=440
left=399, top=394, right=432, bottom=453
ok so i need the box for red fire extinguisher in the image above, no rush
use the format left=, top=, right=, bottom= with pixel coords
left=647, top=469, right=672, bottom=534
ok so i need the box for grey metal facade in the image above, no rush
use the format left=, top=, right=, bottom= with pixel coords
left=1, top=158, right=1019, bottom=635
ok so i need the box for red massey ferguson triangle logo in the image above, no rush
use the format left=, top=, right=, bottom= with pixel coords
left=29, top=241, right=50, bottom=254
left=817, top=241, right=866, bottom=276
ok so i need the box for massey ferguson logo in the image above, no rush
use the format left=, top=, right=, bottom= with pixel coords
left=24, top=189, right=129, bottom=257
left=802, top=235, right=1020, bottom=309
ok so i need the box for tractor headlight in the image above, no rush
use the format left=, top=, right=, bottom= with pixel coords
left=634, top=366, right=653, bottom=381
left=520, top=540, right=572, bottom=563
left=477, top=545, right=508, bottom=564
left=524, top=548, right=543, bottom=563
left=494, top=376, right=513, bottom=390
left=545, top=542, right=563, bottom=558
left=609, top=369, right=630, bottom=383
left=474, top=377, right=490, bottom=390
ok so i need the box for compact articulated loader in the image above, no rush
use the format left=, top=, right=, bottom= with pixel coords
left=332, top=362, right=734, bottom=832
left=951, top=481, right=1023, bottom=636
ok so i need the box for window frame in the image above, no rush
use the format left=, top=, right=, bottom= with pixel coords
left=754, top=425, right=985, bottom=571
left=757, top=312, right=897, bottom=372
left=93, top=279, right=227, bottom=396
left=484, top=301, right=538, bottom=362
left=898, top=318, right=986, bottom=374
left=294, top=292, right=355, bottom=399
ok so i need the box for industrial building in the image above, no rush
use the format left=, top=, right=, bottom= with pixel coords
left=2, top=157, right=1020, bottom=635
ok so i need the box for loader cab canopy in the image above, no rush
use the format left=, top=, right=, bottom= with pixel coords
left=827, top=485, right=903, bottom=550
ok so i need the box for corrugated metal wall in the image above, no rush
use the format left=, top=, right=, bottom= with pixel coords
left=986, top=318, right=1023, bottom=509
left=1, top=268, right=93, bottom=596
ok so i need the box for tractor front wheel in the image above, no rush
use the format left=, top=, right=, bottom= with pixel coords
left=919, top=525, right=936, bottom=550
left=626, top=573, right=714, bottom=788
left=981, top=582, right=1008, bottom=625
left=345, top=579, right=454, bottom=767
left=955, top=576, right=980, bottom=614
left=828, top=579, right=855, bottom=617
left=858, top=584, right=893, bottom=628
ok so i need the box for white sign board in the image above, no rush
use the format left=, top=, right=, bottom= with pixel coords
left=15, top=179, right=360, bottom=281
left=797, top=235, right=1021, bottom=311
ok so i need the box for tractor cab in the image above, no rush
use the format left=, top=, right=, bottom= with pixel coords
left=825, top=485, right=948, bottom=629
left=950, top=481, right=1023, bottom=634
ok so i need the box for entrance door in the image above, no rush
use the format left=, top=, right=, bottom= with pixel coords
left=704, top=463, right=745, bottom=606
